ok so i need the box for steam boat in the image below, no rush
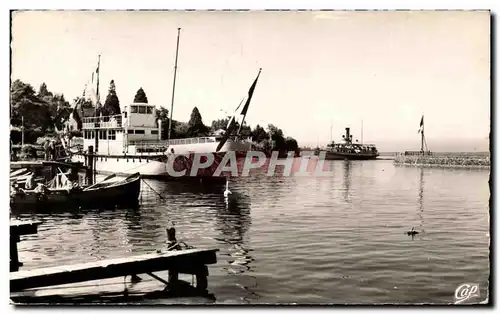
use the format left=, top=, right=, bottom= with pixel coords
left=316, top=127, right=379, bottom=160
left=67, top=103, right=254, bottom=178
left=65, top=29, right=261, bottom=179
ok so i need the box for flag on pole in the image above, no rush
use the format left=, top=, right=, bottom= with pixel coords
left=418, top=115, right=424, bottom=133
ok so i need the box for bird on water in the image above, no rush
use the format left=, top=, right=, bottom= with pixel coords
left=224, top=179, right=232, bottom=197
left=407, top=227, right=419, bottom=236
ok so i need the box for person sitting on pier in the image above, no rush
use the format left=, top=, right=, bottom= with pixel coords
left=167, top=227, right=182, bottom=251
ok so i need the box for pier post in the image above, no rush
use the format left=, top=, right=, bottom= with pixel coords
left=10, top=234, right=20, bottom=272
left=167, top=227, right=179, bottom=284
left=87, top=146, right=94, bottom=185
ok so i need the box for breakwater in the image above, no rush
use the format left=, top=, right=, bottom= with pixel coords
left=393, top=153, right=490, bottom=169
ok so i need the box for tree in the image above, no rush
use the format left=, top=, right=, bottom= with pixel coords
left=10, top=80, right=50, bottom=130
left=285, top=137, right=299, bottom=155
left=251, top=124, right=268, bottom=143
left=155, top=106, right=169, bottom=140
left=211, top=117, right=230, bottom=131
left=187, top=107, right=209, bottom=137
left=73, top=96, right=94, bottom=109
left=103, top=80, right=121, bottom=115
left=174, top=121, right=190, bottom=139
left=134, top=87, right=148, bottom=103
left=267, top=124, right=284, bottom=139
left=38, top=82, right=53, bottom=98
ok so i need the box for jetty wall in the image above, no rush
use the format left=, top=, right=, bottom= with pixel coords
left=393, top=153, right=490, bottom=169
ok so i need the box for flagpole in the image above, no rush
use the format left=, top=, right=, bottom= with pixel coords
left=168, top=28, right=181, bottom=140
left=421, top=115, right=424, bottom=153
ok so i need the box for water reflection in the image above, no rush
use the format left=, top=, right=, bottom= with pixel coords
left=418, top=167, right=425, bottom=234
left=343, top=161, right=352, bottom=203
left=214, top=188, right=253, bottom=275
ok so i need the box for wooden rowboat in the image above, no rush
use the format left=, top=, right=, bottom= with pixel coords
left=10, top=173, right=141, bottom=210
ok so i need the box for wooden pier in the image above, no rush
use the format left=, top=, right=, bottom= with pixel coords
left=10, top=248, right=218, bottom=293
left=10, top=220, right=41, bottom=272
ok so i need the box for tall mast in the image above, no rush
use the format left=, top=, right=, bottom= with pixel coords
left=96, top=54, right=101, bottom=104
left=421, top=118, right=424, bottom=152
left=95, top=54, right=101, bottom=154
left=168, top=28, right=181, bottom=140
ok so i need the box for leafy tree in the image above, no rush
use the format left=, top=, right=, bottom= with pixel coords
left=73, top=96, right=94, bottom=109
left=211, top=117, right=230, bottom=131
left=155, top=106, right=170, bottom=140
left=285, top=137, right=299, bottom=155
left=38, top=82, right=53, bottom=98
left=174, top=121, right=190, bottom=138
left=187, top=107, right=209, bottom=137
left=251, top=124, right=268, bottom=143
left=10, top=80, right=50, bottom=130
left=133, top=87, right=148, bottom=103
left=267, top=124, right=284, bottom=139
left=102, top=80, right=121, bottom=115
left=10, top=80, right=71, bottom=143
left=210, top=116, right=252, bottom=137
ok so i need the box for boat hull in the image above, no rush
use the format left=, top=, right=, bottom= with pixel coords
left=10, top=173, right=141, bottom=210
left=323, top=151, right=379, bottom=160
left=71, top=150, right=250, bottom=179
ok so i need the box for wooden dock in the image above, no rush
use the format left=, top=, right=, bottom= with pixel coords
left=10, top=220, right=41, bottom=272
left=10, top=248, right=218, bottom=293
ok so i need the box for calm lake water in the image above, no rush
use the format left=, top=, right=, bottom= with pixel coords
left=11, top=159, right=490, bottom=304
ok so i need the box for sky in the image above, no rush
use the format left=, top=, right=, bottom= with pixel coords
left=11, top=10, right=490, bottom=151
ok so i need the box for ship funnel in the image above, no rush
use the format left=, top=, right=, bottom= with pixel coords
left=345, top=127, right=350, bottom=142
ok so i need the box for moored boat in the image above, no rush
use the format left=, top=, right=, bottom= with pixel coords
left=63, top=29, right=261, bottom=180
left=10, top=172, right=141, bottom=210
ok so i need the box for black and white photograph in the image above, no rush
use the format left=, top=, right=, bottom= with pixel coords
left=8, top=9, right=491, bottom=305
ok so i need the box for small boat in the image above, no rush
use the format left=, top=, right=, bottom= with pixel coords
left=10, top=172, right=141, bottom=210
left=10, top=170, right=45, bottom=189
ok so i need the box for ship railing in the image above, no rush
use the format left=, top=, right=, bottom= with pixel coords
left=82, top=114, right=123, bottom=129
left=128, top=140, right=168, bottom=153
left=164, top=137, right=218, bottom=146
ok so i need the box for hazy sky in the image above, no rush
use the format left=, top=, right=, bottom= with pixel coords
left=11, top=10, right=490, bottom=148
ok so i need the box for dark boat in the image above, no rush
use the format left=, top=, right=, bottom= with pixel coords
left=10, top=172, right=141, bottom=210
left=315, top=127, right=379, bottom=160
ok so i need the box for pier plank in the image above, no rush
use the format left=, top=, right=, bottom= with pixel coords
left=10, top=221, right=41, bottom=236
left=10, top=248, right=218, bottom=292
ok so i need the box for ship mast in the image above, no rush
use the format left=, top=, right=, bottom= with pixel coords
left=95, top=54, right=101, bottom=154
left=168, top=28, right=181, bottom=140
left=419, top=115, right=428, bottom=153
left=420, top=120, right=424, bottom=152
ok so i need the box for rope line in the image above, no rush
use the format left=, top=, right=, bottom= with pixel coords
left=141, top=179, right=165, bottom=200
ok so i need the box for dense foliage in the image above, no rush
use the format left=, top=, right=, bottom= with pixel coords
left=102, top=80, right=121, bottom=115
left=133, top=87, right=148, bottom=103
left=10, top=80, right=71, bottom=144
